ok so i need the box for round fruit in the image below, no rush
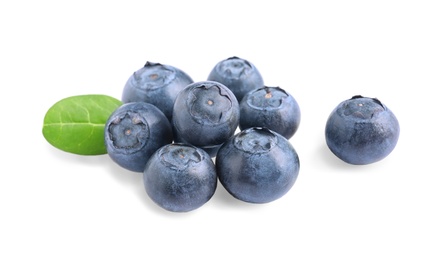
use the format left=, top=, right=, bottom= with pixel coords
left=172, top=81, right=239, bottom=152
left=104, top=102, right=173, bottom=172
left=216, top=127, right=300, bottom=204
left=325, top=95, right=400, bottom=165
left=239, top=86, right=301, bottom=139
left=207, top=56, right=264, bottom=102
left=143, top=143, right=217, bottom=212
left=121, top=61, right=193, bottom=120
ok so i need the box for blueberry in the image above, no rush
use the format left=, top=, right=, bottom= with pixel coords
left=207, top=56, right=264, bottom=102
left=216, top=127, right=300, bottom=204
left=121, top=61, right=193, bottom=120
left=104, top=102, right=173, bottom=172
left=325, top=95, right=400, bottom=165
left=239, top=86, right=301, bottom=139
left=143, top=143, right=217, bottom=212
left=172, top=81, right=239, bottom=155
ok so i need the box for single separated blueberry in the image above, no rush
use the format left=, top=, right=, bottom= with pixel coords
left=104, top=102, right=173, bottom=172
left=121, top=61, right=194, bottom=120
left=143, top=143, right=217, bottom=212
left=325, top=95, right=400, bottom=165
left=207, top=56, right=264, bottom=102
left=172, top=81, right=239, bottom=156
left=239, top=86, right=301, bottom=139
left=216, top=127, right=300, bottom=204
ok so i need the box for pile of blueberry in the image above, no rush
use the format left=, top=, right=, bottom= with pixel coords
left=104, top=56, right=399, bottom=213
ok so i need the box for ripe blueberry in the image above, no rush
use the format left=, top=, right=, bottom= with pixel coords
left=104, top=102, right=173, bottom=172
left=239, top=86, right=301, bottom=139
left=121, top=61, right=193, bottom=120
left=172, top=81, right=239, bottom=156
left=216, top=127, right=300, bottom=204
left=325, top=95, right=400, bottom=165
left=143, top=143, right=217, bottom=212
left=207, top=56, right=264, bottom=102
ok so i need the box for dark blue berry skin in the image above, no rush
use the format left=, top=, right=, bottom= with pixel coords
left=121, top=61, right=193, bottom=121
left=172, top=81, right=240, bottom=152
left=325, top=95, right=400, bottom=165
left=216, top=127, right=300, bottom=204
left=104, top=102, right=173, bottom=172
left=207, top=56, right=264, bottom=102
left=143, top=143, right=217, bottom=212
left=239, top=86, right=301, bottom=139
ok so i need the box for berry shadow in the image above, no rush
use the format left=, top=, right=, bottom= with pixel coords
left=45, top=144, right=191, bottom=216
left=102, top=157, right=196, bottom=217
left=46, top=144, right=265, bottom=214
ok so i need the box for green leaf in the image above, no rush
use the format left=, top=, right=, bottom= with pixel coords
left=43, top=94, right=123, bottom=155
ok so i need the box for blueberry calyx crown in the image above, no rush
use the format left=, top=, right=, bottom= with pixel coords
left=159, top=144, right=203, bottom=170
left=189, top=83, right=233, bottom=125
left=144, top=61, right=162, bottom=67
left=343, top=95, right=386, bottom=119
left=233, top=127, right=278, bottom=154
left=246, top=86, right=288, bottom=110
left=350, top=95, right=384, bottom=109
left=218, top=56, right=252, bottom=79
left=226, top=56, right=252, bottom=68
left=132, top=61, right=176, bottom=90
left=108, top=112, right=149, bottom=154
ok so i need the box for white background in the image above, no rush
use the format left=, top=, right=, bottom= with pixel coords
left=1, top=0, right=439, bottom=259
